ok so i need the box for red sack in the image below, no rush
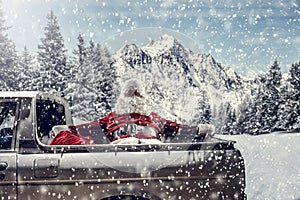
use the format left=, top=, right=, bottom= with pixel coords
left=50, top=130, right=94, bottom=145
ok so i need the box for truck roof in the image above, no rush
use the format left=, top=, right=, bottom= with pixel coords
left=0, top=91, right=41, bottom=98
left=0, top=91, right=70, bottom=106
left=0, top=91, right=73, bottom=125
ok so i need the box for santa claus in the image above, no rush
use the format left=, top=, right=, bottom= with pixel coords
left=50, top=79, right=215, bottom=145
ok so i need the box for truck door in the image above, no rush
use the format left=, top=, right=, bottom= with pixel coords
left=16, top=97, right=73, bottom=199
left=0, top=100, right=18, bottom=199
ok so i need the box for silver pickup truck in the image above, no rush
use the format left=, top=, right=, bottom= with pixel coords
left=0, top=91, right=246, bottom=200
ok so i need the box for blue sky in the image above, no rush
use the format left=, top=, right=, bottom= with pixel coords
left=2, top=0, right=300, bottom=77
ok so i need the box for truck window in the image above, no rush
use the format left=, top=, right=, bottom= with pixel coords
left=0, top=102, right=17, bottom=150
left=36, top=100, right=66, bottom=144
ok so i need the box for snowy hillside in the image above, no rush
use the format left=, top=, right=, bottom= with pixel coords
left=218, top=133, right=300, bottom=200
left=110, top=34, right=251, bottom=124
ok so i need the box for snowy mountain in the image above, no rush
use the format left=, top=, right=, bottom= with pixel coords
left=111, top=34, right=252, bottom=124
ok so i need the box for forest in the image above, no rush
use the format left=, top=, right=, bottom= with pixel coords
left=0, top=8, right=299, bottom=135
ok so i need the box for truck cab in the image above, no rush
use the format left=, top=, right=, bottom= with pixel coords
left=0, top=91, right=72, bottom=199
left=0, top=91, right=246, bottom=200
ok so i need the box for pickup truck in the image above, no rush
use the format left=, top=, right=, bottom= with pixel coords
left=0, top=91, right=246, bottom=200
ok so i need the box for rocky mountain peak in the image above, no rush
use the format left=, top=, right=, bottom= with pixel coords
left=143, top=34, right=189, bottom=57
left=121, top=43, right=140, bottom=55
left=111, top=35, right=251, bottom=123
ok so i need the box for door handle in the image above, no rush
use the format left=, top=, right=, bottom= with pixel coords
left=0, top=162, right=8, bottom=171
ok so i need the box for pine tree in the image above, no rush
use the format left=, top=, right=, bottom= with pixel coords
left=222, top=103, right=237, bottom=135
left=69, top=35, right=115, bottom=121
left=73, top=34, right=88, bottom=67
left=85, top=40, right=115, bottom=119
left=192, top=90, right=212, bottom=125
left=0, top=3, right=19, bottom=91
left=18, top=46, right=34, bottom=90
left=248, top=83, right=265, bottom=134
left=93, top=45, right=115, bottom=117
left=213, top=103, right=225, bottom=133
left=246, top=61, right=282, bottom=134
left=37, top=10, right=68, bottom=96
left=66, top=33, right=89, bottom=108
left=236, top=93, right=255, bottom=134
left=289, top=62, right=300, bottom=91
left=265, top=60, right=282, bottom=132
left=68, top=34, right=94, bottom=120
left=279, top=62, right=300, bottom=131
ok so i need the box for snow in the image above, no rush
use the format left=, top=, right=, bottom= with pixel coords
left=110, top=137, right=163, bottom=145
left=218, top=132, right=300, bottom=200
left=142, top=34, right=183, bottom=56
left=73, top=114, right=300, bottom=199
left=110, top=34, right=249, bottom=126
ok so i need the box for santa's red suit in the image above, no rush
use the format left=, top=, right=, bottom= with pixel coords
left=50, top=79, right=214, bottom=145
left=98, top=111, right=195, bottom=142
left=49, top=129, right=94, bottom=145
left=50, top=111, right=197, bottom=145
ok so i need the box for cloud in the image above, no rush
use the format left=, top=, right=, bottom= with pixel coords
left=2, top=0, right=299, bottom=76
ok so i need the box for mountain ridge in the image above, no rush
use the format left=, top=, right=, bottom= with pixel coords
left=111, top=34, right=252, bottom=125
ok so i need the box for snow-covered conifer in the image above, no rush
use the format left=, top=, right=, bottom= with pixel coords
left=246, top=61, right=282, bottom=134
left=0, top=4, right=19, bottom=91
left=18, top=46, right=35, bottom=90
left=222, top=103, right=237, bottom=135
left=37, top=10, right=68, bottom=96
left=278, top=62, right=300, bottom=131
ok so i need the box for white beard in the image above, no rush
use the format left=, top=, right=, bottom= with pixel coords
left=114, top=79, right=152, bottom=115
left=114, top=95, right=151, bottom=115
